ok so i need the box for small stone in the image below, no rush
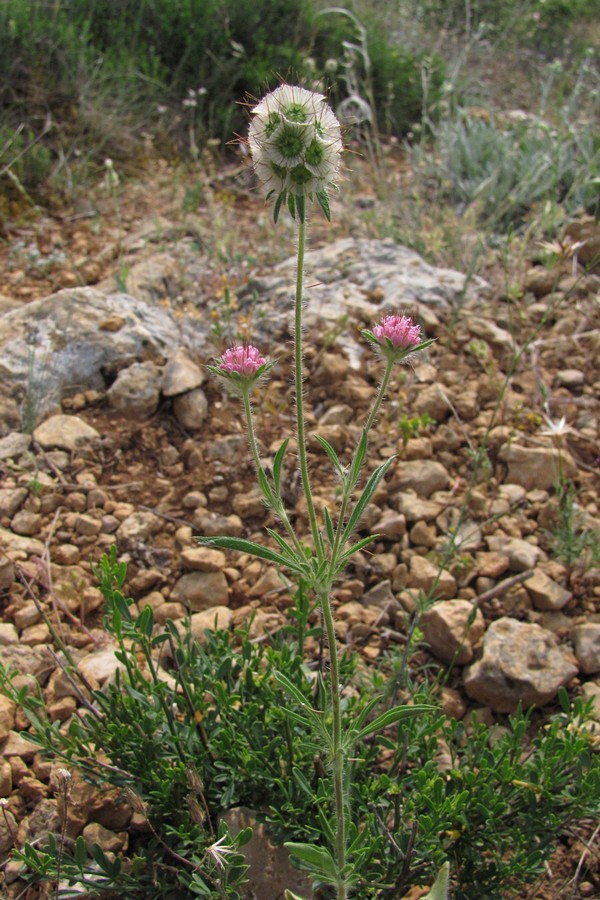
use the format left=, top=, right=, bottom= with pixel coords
left=319, top=403, right=353, bottom=425
left=422, top=600, right=485, bottom=665
left=0, top=556, right=15, bottom=591
left=409, top=556, right=456, bottom=600
left=232, top=490, right=266, bottom=518
left=395, top=493, right=443, bottom=522
left=171, top=571, right=229, bottom=610
left=173, top=388, right=209, bottom=429
left=180, top=546, right=227, bottom=572
left=107, top=361, right=162, bottom=418
left=413, top=383, right=450, bottom=422
left=393, top=460, right=450, bottom=498
left=524, top=266, right=557, bottom=297
left=572, top=624, right=600, bottom=675
left=499, top=443, right=576, bottom=491
left=75, top=513, right=102, bottom=536
left=439, top=687, right=467, bottom=720
left=464, top=618, right=578, bottom=713
left=193, top=512, right=242, bottom=538
left=33, top=415, right=99, bottom=451
left=487, top=536, right=542, bottom=572
left=475, top=552, right=510, bottom=579
left=162, top=349, right=204, bottom=396
left=0, top=696, right=16, bottom=741
left=154, top=602, right=186, bottom=624
left=0, top=487, right=28, bottom=517
left=78, top=647, right=123, bottom=685
left=13, top=603, right=41, bottom=630
left=53, top=544, right=81, bottom=565
left=0, top=432, right=31, bottom=461
left=1, top=730, right=40, bottom=761
left=468, top=317, right=519, bottom=354
left=83, top=822, right=127, bottom=855
left=556, top=369, right=584, bottom=388
left=372, top=510, right=407, bottom=540
left=362, top=580, right=398, bottom=610
left=249, top=567, right=284, bottom=599
left=10, top=510, right=42, bottom=536
left=116, top=511, right=162, bottom=541
left=525, top=569, right=572, bottom=611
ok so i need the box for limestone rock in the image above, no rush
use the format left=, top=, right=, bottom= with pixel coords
left=487, top=536, right=542, bottom=572
left=464, top=618, right=578, bottom=713
left=409, top=555, right=456, bottom=600
left=422, top=600, right=485, bottom=665
left=572, top=624, right=600, bottom=675
left=362, top=579, right=398, bottom=610
left=525, top=569, right=572, bottom=611
left=107, top=361, right=162, bottom=418
left=172, top=388, right=208, bottom=429
left=395, top=493, right=443, bottom=523
left=162, top=348, right=205, bottom=396
left=0, top=433, right=31, bottom=461
left=499, top=443, right=576, bottom=491
left=116, top=511, right=162, bottom=542
left=180, top=546, right=227, bottom=572
left=33, top=414, right=99, bottom=451
left=171, top=571, right=229, bottom=610
left=194, top=512, right=242, bottom=538
left=0, top=555, right=15, bottom=591
left=188, top=606, right=233, bottom=640
left=468, top=317, right=519, bottom=355
left=83, top=822, right=128, bottom=855
left=0, top=288, right=186, bottom=431
left=393, top=460, right=450, bottom=498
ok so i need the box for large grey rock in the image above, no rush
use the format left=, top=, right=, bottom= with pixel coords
left=0, top=288, right=184, bottom=431
left=241, top=237, right=486, bottom=337
left=464, top=617, right=578, bottom=713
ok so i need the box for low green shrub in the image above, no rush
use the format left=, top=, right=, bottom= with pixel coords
left=1, top=550, right=598, bottom=897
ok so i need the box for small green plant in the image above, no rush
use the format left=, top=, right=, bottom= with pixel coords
left=398, top=412, right=436, bottom=446
left=548, top=479, right=600, bottom=569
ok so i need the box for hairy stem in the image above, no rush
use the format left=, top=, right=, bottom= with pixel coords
left=294, top=218, right=323, bottom=563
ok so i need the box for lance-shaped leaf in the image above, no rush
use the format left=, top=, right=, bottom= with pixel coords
left=341, top=456, right=395, bottom=546
left=284, top=843, right=338, bottom=880
left=198, top=536, right=308, bottom=576
left=424, top=862, right=450, bottom=900
left=353, top=704, right=436, bottom=741
left=313, top=433, right=346, bottom=479
left=272, top=438, right=290, bottom=495
left=348, top=430, right=368, bottom=488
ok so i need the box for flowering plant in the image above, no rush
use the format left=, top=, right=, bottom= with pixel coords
left=203, top=85, right=439, bottom=899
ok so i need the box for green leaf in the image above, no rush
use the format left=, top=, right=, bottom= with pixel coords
left=323, top=506, right=335, bottom=547
left=197, top=537, right=308, bottom=576
left=348, top=430, right=368, bottom=487
left=313, top=433, right=345, bottom=478
left=284, top=892, right=308, bottom=900
left=257, top=466, right=274, bottom=505
left=316, top=190, right=331, bottom=221
left=275, top=672, right=319, bottom=714
left=341, top=457, right=395, bottom=545
left=273, top=190, right=286, bottom=223
left=265, top=529, right=303, bottom=566
left=284, top=842, right=337, bottom=879
left=273, top=438, right=289, bottom=494
left=137, top=603, right=154, bottom=637
left=354, top=704, right=436, bottom=741
left=339, top=533, right=379, bottom=564
left=424, top=861, right=450, bottom=900
left=288, top=192, right=296, bottom=219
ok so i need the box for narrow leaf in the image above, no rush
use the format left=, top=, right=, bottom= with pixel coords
left=273, top=438, right=289, bottom=494
left=316, top=190, right=331, bottom=221
left=197, top=537, right=307, bottom=575
left=273, top=190, right=286, bottom=224
left=323, top=506, right=335, bottom=547
left=354, top=704, right=436, bottom=741
left=257, top=467, right=274, bottom=505
left=339, top=534, right=379, bottom=564
left=313, top=434, right=345, bottom=478
left=348, top=430, right=368, bottom=487
left=275, top=672, right=318, bottom=712
left=265, top=528, right=303, bottom=565
left=341, top=457, right=395, bottom=545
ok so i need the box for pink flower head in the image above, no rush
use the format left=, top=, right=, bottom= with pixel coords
left=372, top=315, right=422, bottom=350
left=218, top=345, right=267, bottom=377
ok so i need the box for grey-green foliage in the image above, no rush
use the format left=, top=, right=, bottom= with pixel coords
left=416, top=108, right=599, bottom=231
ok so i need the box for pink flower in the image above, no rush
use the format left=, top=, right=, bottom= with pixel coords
left=372, top=315, right=422, bottom=350
left=217, top=345, right=267, bottom=377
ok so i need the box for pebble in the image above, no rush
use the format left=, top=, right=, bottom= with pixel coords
left=107, top=361, right=162, bottom=418
left=572, top=624, right=600, bottom=675
left=408, top=555, right=457, bottom=600
left=33, top=415, right=99, bottom=451
left=422, top=600, right=485, bottom=665
left=170, top=571, right=229, bottom=610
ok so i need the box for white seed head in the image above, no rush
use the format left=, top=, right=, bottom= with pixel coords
left=249, top=84, right=342, bottom=210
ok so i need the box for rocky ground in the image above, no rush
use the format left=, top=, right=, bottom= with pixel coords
left=0, top=160, right=599, bottom=898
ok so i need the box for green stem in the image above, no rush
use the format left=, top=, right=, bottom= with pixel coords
left=328, top=356, right=395, bottom=577
left=295, top=218, right=323, bottom=563
left=318, top=589, right=347, bottom=898
left=241, top=385, right=305, bottom=559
